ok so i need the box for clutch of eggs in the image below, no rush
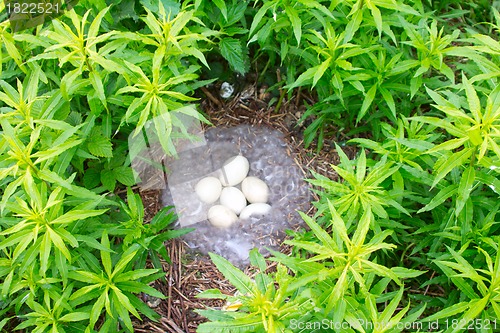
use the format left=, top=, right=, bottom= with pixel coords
left=194, top=155, right=271, bottom=227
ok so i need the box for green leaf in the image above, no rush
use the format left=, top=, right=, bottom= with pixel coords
left=356, top=149, right=367, bottom=183
left=112, top=0, right=139, bottom=22
left=285, top=5, right=302, bottom=45
left=89, top=293, right=106, bottom=328
left=219, top=38, right=248, bottom=75
left=89, top=71, right=107, bottom=108
left=379, top=86, right=396, bottom=120
left=32, top=139, right=83, bottom=165
left=286, top=66, right=318, bottom=90
left=59, top=312, right=90, bottom=322
left=128, top=291, right=161, bottom=321
left=363, top=259, right=401, bottom=285
left=378, top=287, right=404, bottom=324
left=115, top=269, right=160, bottom=283
left=391, top=267, right=426, bottom=279
left=83, top=168, right=102, bottom=189
left=209, top=252, right=256, bottom=296
left=212, top=0, right=228, bottom=20
left=249, top=2, right=274, bottom=37
left=462, top=73, right=482, bottom=123
left=349, top=138, right=384, bottom=151
left=249, top=248, right=267, bottom=272
left=420, top=302, right=470, bottom=322
left=113, top=288, right=141, bottom=319
left=313, top=58, right=331, bottom=88
left=476, top=171, right=500, bottom=195
left=367, top=2, right=382, bottom=36
left=77, top=235, right=113, bottom=252
left=100, top=231, right=112, bottom=277
left=410, top=75, right=422, bottom=98
left=329, top=266, right=348, bottom=307
left=455, top=166, right=475, bottom=216
left=0, top=317, right=11, bottom=331
left=87, top=129, right=113, bottom=158
left=114, top=166, right=136, bottom=186
left=427, top=137, right=468, bottom=154
left=196, top=289, right=229, bottom=299
left=197, top=316, right=261, bottom=333
left=432, top=148, right=473, bottom=188
left=47, top=228, right=72, bottom=261
left=357, top=85, right=377, bottom=123
left=285, top=240, right=339, bottom=259
left=393, top=137, right=434, bottom=151
left=51, top=209, right=107, bottom=225
left=449, top=297, right=489, bottom=333
left=344, top=9, right=363, bottom=43
left=140, top=0, right=180, bottom=16
left=417, top=184, right=458, bottom=213
left=1, top=270, right=13, bottom=298
left=101, top=169, right=116, bottom=192
left=411, top=116, right=465, bottom=138
left=364, top=161, right=398, bottom=187
left=299, top=209, right=339, bottom=252
left=112, top=247, right=139, bottom=278
left=434, top=261, right=480, bottom=299
left=60, top=69, right=84, bottom=100
left=352, top=209, right=373, bottom=248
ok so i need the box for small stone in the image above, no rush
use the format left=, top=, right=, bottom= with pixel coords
left=220, top=82, right=234, bottom=99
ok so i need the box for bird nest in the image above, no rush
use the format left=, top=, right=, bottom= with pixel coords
left=132, top=81, right=357, bottom=332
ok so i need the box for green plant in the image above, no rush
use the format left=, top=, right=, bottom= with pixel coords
left=400, top=19, right=460, bottom=96
left=197, top=199, right=424, bottom=332
left=0, top=1, right=210, bottom=331
left=196, top=250, right=315, bottom=333
left=308, top=146, right=408, bottom=224
left=285, top=206, right=405, bottom=309
left=116, top=4, right=211, bottom=156
left=412, top=74, right=500, bottom=220
left=421, top=245, right=500, bottom=333
left=35, top=7, right=123, bottom=109
left=117, top=188, right=192, bottom=271
left=14, top=284, right=90, bottom=333
left=68, top=231, right=165, bottom=332
left=194, top=0, right=250, bottom=75
left=3, top=1, right=500, bottom=332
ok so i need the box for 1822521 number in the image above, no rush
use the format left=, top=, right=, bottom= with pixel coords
left=5, top=2, right=61, bottom=15
left=445, top=318, right=498, bottom=330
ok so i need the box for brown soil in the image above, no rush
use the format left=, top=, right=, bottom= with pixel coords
left=132, top=79, right=357, bottom=333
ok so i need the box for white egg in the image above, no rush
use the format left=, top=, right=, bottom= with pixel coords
left=220, top=187, right=247, bottom=215
left=240, top=203, right=272, bottom=219
left=195, top=177, right=222, bottom=204
left=208, top=205, right=238, bottom=228
left=241, top=177, right=269, bottom=203
left=219, top=155, right=249, bottom=186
